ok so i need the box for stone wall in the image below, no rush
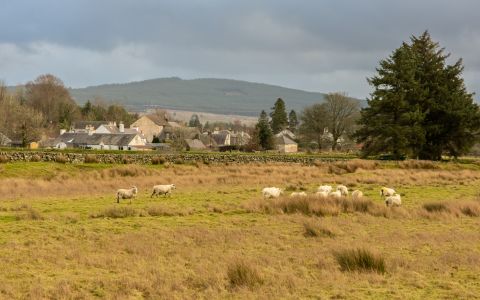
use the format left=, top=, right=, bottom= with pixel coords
left=0, top=151, right=349, bottom=165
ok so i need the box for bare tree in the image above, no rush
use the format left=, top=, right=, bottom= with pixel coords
left=324, top=92, right=360, bottom=150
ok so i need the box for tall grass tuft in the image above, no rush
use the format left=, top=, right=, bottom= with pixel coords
left=55, top=154, right=68, bottom=164
left=15, top=207, right=44, bottom=221
left=334, top=248, right=386, bottom=274
left=227, top=260, right=263, bottom=289
left=423, top=202, right=449, bottom=213
left=84, top=154, right=99, bottom=163
left=0, top=155, right=10, bottom=163
left=303, top=221, right=336, bottom=238
left=91, top=206, right=138, bottom=218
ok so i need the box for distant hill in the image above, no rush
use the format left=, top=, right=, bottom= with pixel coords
left=69, top=77, right=331, bottom=116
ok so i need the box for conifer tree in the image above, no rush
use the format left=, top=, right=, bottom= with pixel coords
left=288, top=110, right=298, bottom=133
left=355, top=31, right=480, bottom=160
left=253, top=110, right=274, bottom=150
left=270, top=98, right=288, bottom=134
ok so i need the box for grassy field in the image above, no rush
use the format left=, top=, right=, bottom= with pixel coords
left=0, top=160, right=480, bottom=299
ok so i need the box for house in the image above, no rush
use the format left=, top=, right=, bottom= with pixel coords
left=275, top=133, right=298, bottom=153
left=211, top=130, right=231, bottom=146
left=0, top=132, right=12, bottom=147
left=53, top=132, right=146, bottom=150
left=130, top=112, right=173, bottom=142
left=184, top=139, right=207, bottom=151
left=276, top=129, right=296, bottom=141
left=230, top=131, right=251, bottom=146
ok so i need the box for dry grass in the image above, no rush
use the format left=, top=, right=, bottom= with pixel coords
left=91, top=206, right=138, bottom=218
left=15, top=207, right=44, bottom=220
left=303, top=220, right=337, bottom=238
left=422, top=200, right=480, bottom=217
left=0, top=154, right=10, bottom=163
left=84, top=154, right=99, bottom=163
left=248, top=195, right=393, bottom=218
left=227, top=260, right=263, bottom=289
left=334, top=248, right=386, bottom=274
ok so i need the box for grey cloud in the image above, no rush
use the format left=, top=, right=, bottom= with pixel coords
left=0, top=0, right=479, bottom=98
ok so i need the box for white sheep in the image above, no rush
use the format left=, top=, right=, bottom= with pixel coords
left=262, top=187, right=283, bottom=199
left=351, top=190, right=364, bottom=200
left=336, top=185, right=349, bottom=197
left=116, top=186, right=138, bottom=203
left=151, top=184, right=176, bottom=197
left=385, top=194, right=402, bottom=207
left=290, top=191, right=307, bottom=197
left=380, top=187, right=396, bottom=197
left=329, top=190, right=342, bottom=199
left=317, top=185, right=333, bottom=194
left=316, top=191, right=329, bottom=199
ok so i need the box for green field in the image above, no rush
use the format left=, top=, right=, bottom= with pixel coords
left=0, top=160, right=479, bottom=299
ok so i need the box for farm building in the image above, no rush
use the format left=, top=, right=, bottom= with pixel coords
left=275, top=134, right=298, bottom=153
left=184, top=139, right=207, bottom=151
left=52, top=132, right=146, bottom=150
left=130, top=112, right=180, bottom=142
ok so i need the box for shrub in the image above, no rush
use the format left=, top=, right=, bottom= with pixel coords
left=334, top=248, right=386, bottom=274
left=0, top=155, right=10, bottom=163
left=174, top=158, right=184, bottom=165
left=227, top=260, right=263, bottom=289
left=16, top=207, right=44, bottom=221
left=151, top=156, right=166, bottom=165
left=30, top=154, right=41, bottom=162
left=84, top=154, right=99, bottom=163
left=423, top=202, right=449, bottom=213
left=55, top=154, right=68, bottom=164
left=303, top=221, right=336, bottom=238
left=91, top=206, right=138, bottom=218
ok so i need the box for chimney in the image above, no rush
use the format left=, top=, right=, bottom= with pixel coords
left=119, top=122, right=125, bottom=133
left=60, top=129, right=66, bottom=135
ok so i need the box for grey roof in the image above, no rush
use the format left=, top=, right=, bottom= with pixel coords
left=144, top=112, right=169, bottom=126
left=275, top=135, right=297, bottom=145
left=0, top=132, right=12, bottom=146
left=185, top=139, right=206, bottom=150
left=100, top=125, right=139, bottom=134
left=211, top=131, right=229, bottom=145
left=72, top=121, right=109, bottom=130
left=54, top=133, right=139, bottom=146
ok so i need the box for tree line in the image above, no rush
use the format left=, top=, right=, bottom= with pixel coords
left=0, top=74, right=137, bottom=146
left=250, top=31, right=480, bottom=160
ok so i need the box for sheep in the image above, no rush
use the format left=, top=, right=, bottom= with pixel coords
left=351, top=190, right=364, bottom=200
left=385, top=194, right=402, bottom=207
left=116, top=186, right=138, bottom=203
left=380, top=187, right=396, bottom=197
left=328, top=190, right=342, bottom=199
left=290, top=191, right=307, bottom=197
left=262, top=187, right=283, bottom=199
left=317, top=185, right=333, bottom=194
left=336, top=185, right=349, bottom=197
left=151, top=184, right=176, bottom=197
left=316, top=191, right=329, bottom=199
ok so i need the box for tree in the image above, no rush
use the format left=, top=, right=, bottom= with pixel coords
left=355, top=31, right=480, bottom=160
left=188, top=114, right=202, bottom=129
left=270, top=98, right=288, bottom=134
left=0, top=85, right=45, bottom=146
left=298, top=104, right=328, bottom=151
left=288, top=110, right=298, bottom=133
left=324, top=93, right=360, bottom=150
left=252, top=110, right=274, bottom=150
left=25, top=74, right=79, bottom=127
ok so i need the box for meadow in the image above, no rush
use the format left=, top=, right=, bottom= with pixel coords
left=0, top=159, right=480, bottom=299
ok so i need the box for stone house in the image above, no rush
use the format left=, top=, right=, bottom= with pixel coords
left=130, top=112, right=176, bottom=142
left=275, top=134, right=298, bottom=153
left=53, top=132, right=146, bottom=150
left=184, top=139, right=207, bottom=151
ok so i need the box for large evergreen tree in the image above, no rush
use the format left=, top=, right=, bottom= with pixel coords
left=355, top=31, right=480, bottom=160
left=253, top=110, right=275, bottom=150
left=270, top=98, right=288, bottom=134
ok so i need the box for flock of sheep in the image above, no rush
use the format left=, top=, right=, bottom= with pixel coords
left=262, top=185, right=402, bottom=207
left=115, top=183, right=401, bottom=207
left=116, top=184, right=176, bottom=203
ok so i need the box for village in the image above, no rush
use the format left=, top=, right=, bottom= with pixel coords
left=0, top=110, right=305, bottom=153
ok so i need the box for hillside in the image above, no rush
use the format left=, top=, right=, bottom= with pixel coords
left=69, top=77, right=329, bottom=116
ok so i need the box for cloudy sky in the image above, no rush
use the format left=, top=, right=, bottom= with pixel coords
left=1, top=0, right=479, bottom=99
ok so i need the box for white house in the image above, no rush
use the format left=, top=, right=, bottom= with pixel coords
left=53, top=132, right=146, bottom=150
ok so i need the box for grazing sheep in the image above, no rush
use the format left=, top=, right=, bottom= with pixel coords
left=336, top=185, right=349, bottom=197
left=317, top=185, right=333, bottom=194
left=385, top=194, right=402, bottom=207
left=329, top=190, right=342, bottom=199
left=352, top=190, right=364, bottom=200
left=380, top=187, right=396, bottom=197
left=116, top=186, right=138, bottom=203
left=262, top=187, right=283, bottom=199
left=151, top=184, right=176, bottom=197
left=290, top=191, right=307, bottom=197
left=316, top=191, right=329, bottom=199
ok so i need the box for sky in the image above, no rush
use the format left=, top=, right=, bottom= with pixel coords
left=0, top=0, right=479, bottom=99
